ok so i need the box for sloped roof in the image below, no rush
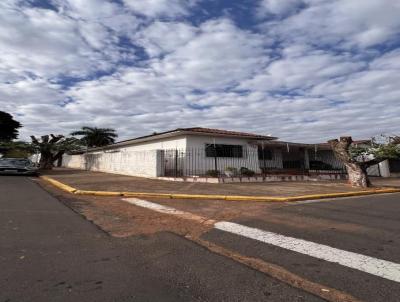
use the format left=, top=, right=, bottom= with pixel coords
left=180, top=127, right=277, bottom=140
left=84, top=127, right=277, bottom=152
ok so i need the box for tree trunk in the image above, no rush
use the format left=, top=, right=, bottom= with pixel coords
left=38, top=152, right=55, bottom=170
left=328, top=137, right=372, bottom=188
left=345, top=163, right=370, bottom=188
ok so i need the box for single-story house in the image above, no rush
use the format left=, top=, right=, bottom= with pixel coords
left=62, top=127, right=346, bottom=182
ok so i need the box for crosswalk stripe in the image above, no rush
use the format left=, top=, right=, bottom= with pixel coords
left=124, top=198, right=400, bottom=283
left=215, top=221, right=400, bottom=283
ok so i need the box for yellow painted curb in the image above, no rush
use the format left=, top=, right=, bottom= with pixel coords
left=122, top=192, right=173, bottom=198
left=224, top=195, right=288, bottom=202
left=40, top=176, right=77, bottom=193
left=75, top=190, right=123, bottom=197
left=171, top=193, right=227, bottom=200
left=40, top=176, right=400, bottom=202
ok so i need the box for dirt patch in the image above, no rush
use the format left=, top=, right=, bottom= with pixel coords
left=38, top=176, right=373, bottom=241
left=38, top=179, right=213, bottom=238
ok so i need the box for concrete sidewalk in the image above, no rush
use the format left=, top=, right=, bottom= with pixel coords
left=43, top=168, right=399, bottom=197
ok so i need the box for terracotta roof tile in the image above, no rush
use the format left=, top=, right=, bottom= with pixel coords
left=180, top=127, right=276, bottom=139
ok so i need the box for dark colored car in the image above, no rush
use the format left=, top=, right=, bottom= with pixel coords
left=0, top=158, right=39, bottom=175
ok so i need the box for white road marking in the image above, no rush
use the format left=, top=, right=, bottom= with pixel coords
left=215, top=221, right=400, bottom=283
left=124, top=198, right=185, bottom=215
left=123, top=198, right=216, bottom=225
left=123, top=198, right=400, bottom=283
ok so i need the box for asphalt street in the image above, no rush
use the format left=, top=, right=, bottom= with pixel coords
left=204, top=193, right=400, bottom=302
left=0, top=176, right=321, bottom=302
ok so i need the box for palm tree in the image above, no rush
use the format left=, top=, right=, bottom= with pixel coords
left=71, top=127, right=118, bottom=148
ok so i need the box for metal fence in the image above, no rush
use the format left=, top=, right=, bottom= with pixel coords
left=159, top=147, right=345, bottom=177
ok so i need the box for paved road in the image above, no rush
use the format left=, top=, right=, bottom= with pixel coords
left=0, top=176, right=320, bottom=302
left=204, top=193, right=400, bottom=302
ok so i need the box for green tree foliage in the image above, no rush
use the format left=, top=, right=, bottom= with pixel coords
left=71, top=126, right=118, bottom=148
left=349, top=135, right=400, bottom=164
left=0, top=111, right=22, bottom=141
left=0, top=141, right=34, bottom=158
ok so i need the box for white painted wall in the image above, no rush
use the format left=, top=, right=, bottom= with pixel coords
left=62, top=150, right=162, bottom=177
left=61, top=134, right=342, bottom=178
left=185, top=135, right=262, bottom=174
left=62, top=135, right=188, bottom=177
left=378, top=160, right=391, bottom=177
left=62, top=135, right=266, bottom=177
left=118, top=135, right=187, bottom=152
left=62, top=154, right=85, bottom=169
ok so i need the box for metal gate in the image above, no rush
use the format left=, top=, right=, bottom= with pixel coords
left=162, top=149, right=184, bottom=177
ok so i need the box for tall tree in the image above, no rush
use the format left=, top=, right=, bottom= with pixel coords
left=71, top=126, right=118, bottom=147
left=0, top=141, right=34, bottom=158
left=328, top=136, right=400, bottom=187
left=30, top=135, right=82, bottom=169
left=0, top=111, right=22, bottom=141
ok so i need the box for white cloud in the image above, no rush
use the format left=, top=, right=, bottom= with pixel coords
left=135, top=21, right=198, bottom=57
left=239, top=48, right=366, bottom=92
left=123, top=0, right=196, bottom=18
left=0, top=5, right=107, bottom=78
left=258, top=0, right=305, bottom=16
left=0, top=1, right=140, bottom=80
left=261, top=0, right=400, bottom=49
left=151, top=19, right=270, bottom=90
left=0, top=0, right=399, bottom=143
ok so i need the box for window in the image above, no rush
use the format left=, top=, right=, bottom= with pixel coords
left=205, top=144, right=243, bottom=158
left=257, top=146, right=273, bottom=160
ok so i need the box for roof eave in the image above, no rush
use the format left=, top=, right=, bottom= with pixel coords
left=86, top=130, right=277, bottom=152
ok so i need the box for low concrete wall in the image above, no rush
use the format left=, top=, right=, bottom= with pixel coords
left=62, top=150, right=162, bottom=178
left=157, top=173, right=347, bottom=183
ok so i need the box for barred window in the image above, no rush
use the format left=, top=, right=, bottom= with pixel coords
left=205, top=144, right=243, bottom=158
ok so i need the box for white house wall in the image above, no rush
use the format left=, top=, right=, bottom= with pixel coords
left=62, top=150, right=162, bottom=177
left=185, top=135, right=262, bottom=174
left=62, top=135, right=285, bottom=177
left=119, top=135, right=187, bottom=152
left=61, top=136, right=187, bottom=177
left=62, top=154, right=85, bottom=169
left=61, top=134, right=342, bottom=178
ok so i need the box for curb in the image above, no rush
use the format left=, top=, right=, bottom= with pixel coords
left=40, top=176, right=400, bottom=202
left=40, top=176, right=77, bottom=193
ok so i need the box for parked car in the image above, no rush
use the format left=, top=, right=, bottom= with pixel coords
left=0, top=158, right=39, bottom=175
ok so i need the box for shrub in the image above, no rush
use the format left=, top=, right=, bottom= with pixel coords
left=205, top=169, right=220, bottom=177
left=240, top=167, right=255, bottom=177
left=225, top=166, right=237, bottom=172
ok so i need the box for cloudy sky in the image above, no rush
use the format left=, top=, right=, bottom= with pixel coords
left=1, top=0, right=399, bottom=143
